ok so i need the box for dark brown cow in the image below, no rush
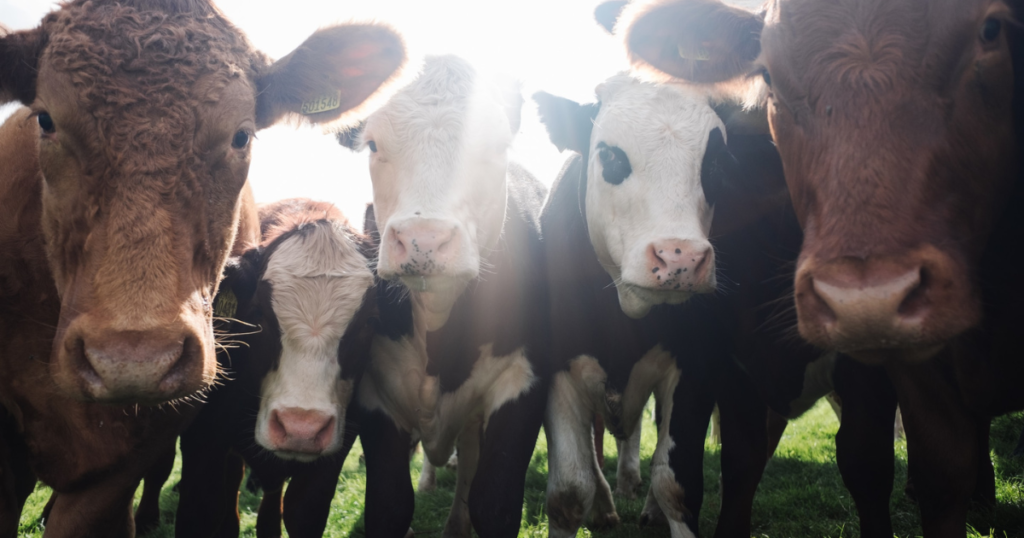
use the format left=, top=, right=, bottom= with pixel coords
left=173, top=199, right=379, bottom=538
left=622, top=0, right=1024, bottom=535
left=0, top=1, right=405, bottom=536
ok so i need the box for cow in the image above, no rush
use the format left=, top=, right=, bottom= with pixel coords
left=171, top=199, right=379, bottom=538
left=620, top=0, right=1024, bottom=535
left=0, top=0, right=406, bottom=535
left=534, top=70, right=832, bottom=538
left=337, top=54, right=549, bottom=538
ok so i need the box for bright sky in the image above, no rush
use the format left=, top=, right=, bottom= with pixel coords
left=1, top=0, right=634, bottom=230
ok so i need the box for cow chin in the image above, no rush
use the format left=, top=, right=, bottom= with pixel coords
left=401, top=275, right=471, bottom=331
left=616, top=284, right=693, bottom=320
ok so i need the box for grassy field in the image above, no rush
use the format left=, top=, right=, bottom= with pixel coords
left=17, top=400, right=1024, bottom=537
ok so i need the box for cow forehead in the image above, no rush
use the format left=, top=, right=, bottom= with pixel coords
left=593, top=79, right=721, bottom=167
left=762, top=0, right=995, bottom=97
left=37, top=2, right=262, bottom=161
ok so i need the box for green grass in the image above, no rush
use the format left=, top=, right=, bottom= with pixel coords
left=17, top=401, right=1024, bottom=537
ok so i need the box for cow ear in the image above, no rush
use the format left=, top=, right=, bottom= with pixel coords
left=216, top=248, right=261, bottom=318
left=0, top=26, right=48, bottom=105
left=621, top=0, right=763, bottom=83
left=336, top=120, right=366, bottom=151
left=594, top=1, right=629, bottom=35
left=533, top=91, right=599, bottom=154
left=358, top=203, right=381, bottom=259
left=255, top=24, right=406, bottom=129
left=494, top=76, right=524, bottom=136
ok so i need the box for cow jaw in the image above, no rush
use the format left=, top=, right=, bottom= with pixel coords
left=255, top=222, right=373, bottom=460
left=586, top=76, right=720, bottom=319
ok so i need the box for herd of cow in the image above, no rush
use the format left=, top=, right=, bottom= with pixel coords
left=0, top=0, right=1022, bottom=537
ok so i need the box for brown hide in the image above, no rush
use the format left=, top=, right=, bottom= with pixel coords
left=0, top=1, right=405, bottom=536
left=0, top=0, right=405, bottom=403
left=623, top=0, right=1020, bottom=362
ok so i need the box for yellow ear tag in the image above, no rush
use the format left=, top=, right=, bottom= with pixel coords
left=214, top=289, right=238, bottom=319
left=301, top=90, right=343, bottom=115
left=678, top=43, right=711, bottom=61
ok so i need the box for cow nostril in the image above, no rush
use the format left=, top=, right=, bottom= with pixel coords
left=897, top=268, right=928, bottom=318
left=434, top=229, right=457, bottom=255
left=806, top=277, right=838, bottom=324
left=648, top=245, right=669, bottom=271
left=268, top=410, right=287, bottom=443
left=315, top=416, right=336, bottom=448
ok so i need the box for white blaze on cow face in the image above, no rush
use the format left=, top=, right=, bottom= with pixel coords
left=587, top=76, right=722, bottom=319
left=253, top=222, right=374, bottom=461
left=361, top=55, right=519, bottom=330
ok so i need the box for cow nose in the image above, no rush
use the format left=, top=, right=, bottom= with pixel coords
left=796, top=260, right=929, bottom=352
left=67, top=329, right=201, bottom=403
left=385, top=218, right=460, bottom=274
left=645, top=239, right=715, bottom=291
left=266, top=407, right=336, bottom=455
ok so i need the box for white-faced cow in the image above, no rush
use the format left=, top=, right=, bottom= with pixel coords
left=0, top=1, right=405, bottom=535
left=338, top=55, right=549, bottom=538
left=172, top=199, right=379, bottom=538
left=621, top=0, right=1024, bottom=535
left=535, top=66, right=837, bottom=537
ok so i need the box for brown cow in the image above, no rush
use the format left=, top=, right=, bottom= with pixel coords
left=0, top=1, right=405, bottom=536
left=621, top=0, right=1024, bottom=536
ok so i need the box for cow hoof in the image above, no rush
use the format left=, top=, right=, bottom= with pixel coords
left=639, top=509, right=667, bottom=528
left=614, top=483, right=640, bottom=500
left=588, top=511, right=621, bottom=530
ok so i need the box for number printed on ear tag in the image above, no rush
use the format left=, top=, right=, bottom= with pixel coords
left=301, top=90, right=343, bottom=115
left=214, top=289, right=238, bottom=319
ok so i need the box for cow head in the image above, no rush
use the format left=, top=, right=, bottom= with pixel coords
left=338, top=55, right=522, bottom=329
left=535, top=76, right=738, bottom=318
left=221, top=201, right=378, bottom=460
left=623, top=0, right=1023, bottom=361
left=0, top=0, right=405, bottom=403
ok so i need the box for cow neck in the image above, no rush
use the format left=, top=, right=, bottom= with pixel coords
left=542, top=154, right=665, bottom=383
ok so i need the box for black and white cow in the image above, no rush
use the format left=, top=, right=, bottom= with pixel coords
left=535, top=71, right=832, bottom=538
left=339, top=55, right=549, bottom=538
left=173, top=199, right=379, bottom=538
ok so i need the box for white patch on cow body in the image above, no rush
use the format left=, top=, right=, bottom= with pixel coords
left=253, top=222, right=373, bottom=460
left=358, top=337, right=535, bottom=467
left=545, top=347, right=678, bottom=536
left=360, top=55, right=517, bottom=324
left=586, top=75, right=723, bottom=318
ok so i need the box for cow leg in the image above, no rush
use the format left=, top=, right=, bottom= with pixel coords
left=765, top=409, right=789, bottom=460
left=176, top=426, right=233, bottom=538
left=594, top=415, right=606, bottom=471
left=833, top=357, right=897, bottom=538
left=971, top=420, right=996, bottom=508
left=713, top=371, right=769, bottom=538
left=659, top=363, right=707, bottom=538
left=418, top=457, right=438, bottom=492
left=0, top=413, right=34, bottom=538
left=886, top=358, right=977, bottom=538
left=254, top=471, right=287, bottom=538
left=360, top=407, right=415, bottom=538
left=440, top=418, right=481, bottom=538
left=639, top=482, right=668, bottom=527
left=134, top=441, right=176, bottom=535
left=44, top=472, right=139, bottom=538
left=544, top=372, right=614, bottom=538
left=212, top=452, right=245, bottom=538
left=282, top=419, right=358, bottom=538
left=615, top=420, right=643, bottom=499
left=469, top=377, right=547, bottom=538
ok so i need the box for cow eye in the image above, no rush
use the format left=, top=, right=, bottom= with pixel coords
left=367, top=140, right=378, bottom=153
left=231, top=130, right=250, bottom=149
left=761, top=69, right=772, bottom=88
left=596, top=143, right=631, bottom=185
left=981, top=18, right=1002, bottom=43
left=37, top=112, right=55, bottom=134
